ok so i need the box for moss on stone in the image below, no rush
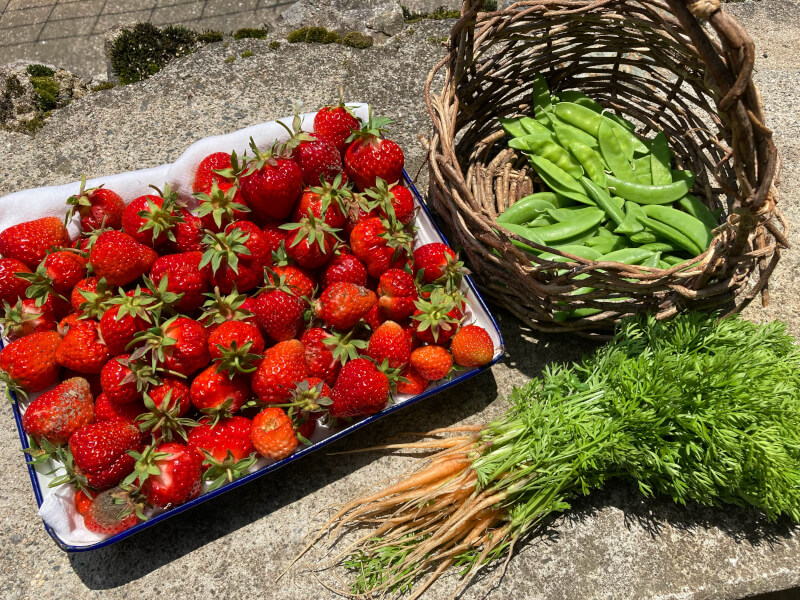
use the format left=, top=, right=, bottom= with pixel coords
left=481, top=0, right=497, bottom=10
left=91, top=81, right=116, bottom=92
left=5, top=75, right=23, bottom=96
left=269, top=40, right=280, bottom=50
left=342, top=32, right=374, bottom=49
left=198, top=29, right=224, bottom=43
left=30, top=76, right=59, bottom=111
left=26, top=64, right=55, bottom=78
left=288, top=26, right=342, bottom=44
left=109, top=22, right=198, bottom=85
left=402, top=6, right=460, bottom=22
left=240, top=50, right=254, bottom=58
left=224, top=56, right=236, bottom=64
left=21, top=116, right=45, bottom=135
left=233, top=27, right=268, bottom=40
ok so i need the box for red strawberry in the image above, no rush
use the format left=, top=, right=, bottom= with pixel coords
left=201, top=227, right=262, bottom=294
left=450, top=324, right=494, bottom=367
left=410, top=345, right=453, bottom=381
left=70, top=276, right=113, bottom=318
left=100, top=354, right=155, bottom=405
left=412, top=243, right=460, bottom=285
left=344, top=114, right=405, bottom=191
left=0, top=217, right=67, bottom=269
left=282, top=213, right=339, bottom=269
left=89, top=230, right=158, bottom=287
left=22, top=377, right=94, bottom=445
left=350, top=216, right=411, bottom=278
left=95, top=393, right=146, bottom=423
left=300, top=327, right=339, bottom=386
left=194, top=179, right=250, bottom=232
left=367, top=320, right=411, bottom=370
left=412, top=288, right=463, bottom=345
left=193, top=151, right=236, bottom=194
left=237, top=140, right=303, bottom=222
left=188, top=415, right=256, bottom=489
left=70, top=420, right=141, bottom=490
left=0, top=258, right=31, bottom=304
left=121, top=185, right=183, bottom=248
left=253, top=273, right=307, bottom=343
left=314, top=102, right=360, bottom=155
left=285, top=377, right=332, bottom=442
left=135, top=316, right=210, bottom=377
left=208, top=320, right=265, bottom=359
left=377, top=268, right=417, bottom=321
left=132, top=442, right=202, bottom=508
left=0, top=331, right=60, bottom=394
left=330, top=358, right=390, bottom=417
left=98, top=291, right=155, bottom=356
left=251, top=339, right=308, bottom=404
left=273, top=264, right=315, bottom=299
left=365, top=178, right=415, bottom=225
left=363, top=303, right=385, bottom=331
left=0, top=298, right=57, bottom=341
left=65, top=176, right=125, bottom=232
left=190, top=365, right=251, bottom=417
left=283, top=114, right=345, bottom=186
left=199, top=287, right=258, bottom=331
left=261, top=219, right=290, bottom=258
left=316, top=282, right=376, bottom=330
left=319, top=252, right=368, bottom=289
left=163, top=208, right=205, bottom=253
left=150, top=251, right=211, bottom=313
left=56, top=319, right=111, bottom=374
left=291, top=177, right=349, bottom=229
left=83, top=487, right=141, bottom=534
left=397, top=367, right=428, bottom=396
left=75, top=488, right=95, bottom=516
left=250, top=407, right=297, bottom=460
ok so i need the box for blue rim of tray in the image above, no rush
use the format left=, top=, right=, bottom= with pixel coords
left=6, top=168, right=505, bottom=552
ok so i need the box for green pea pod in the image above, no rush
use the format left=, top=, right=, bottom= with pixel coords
left=499, top=224, right=546, bottom=254
left=508, top=133, right=556, bottom=151
left=602, top=111, right=636, bottom=133
left=662, top=254, right=688, bottom=266
left=553, top=307, right=603, bottom=322
left=649, top=132, right=672, bottom=185
left=641, top=242, right=680, bottom=253
left=529, top=155, right=595, bottom=205
left=569, top=142, right=606, bottom=187
left=614, top=201, right=646, bottom=235
left=539, top=245, right=603, bottom=261
left=497, top=192, right=560, bottom=224
left=585, top=235, right=626, bottom=255
left=598, top=247, right=655, bottom=265
left=599, top=121, right=636, bottom=181
left=637, top=216, right=703, bottom=256
left=527, top=208, right=605, bottom=244
left=554, top=102, right=647, bottom=155
left=610, top=195, right=625, bottom=211
left=528, top=215, right=556, bottom=227
left=641, top=205, right=713, bottom=254
left=526, top=139, right=584, bottom=179
left=629, top=231, right=658, bottom=244
left=607, top=171, right=696, bottom=204
left=499, top=117, right=528, bottom=139
left=677, top=194, right=720, bottom=231
left=520, top=117, right=556, bottom=140
left=581, top=177, right=625, bottom=226
left=642, top=251, right=662, bottom=268
left=555, top=90, right=603, bottom=113
left=658, top=260, right=673, bottom=269
left=595, top=226, right=614, bottom=238
left=545, top=206, right=601, bottom=223
left=532, top=74, right=552, bottom=116
left=632, top=155, right=652, bottom=185
left=551, top=117, right=601, bottom=151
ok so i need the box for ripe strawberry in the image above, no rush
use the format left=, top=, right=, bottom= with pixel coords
left=89, top=230, right=158, bottom=287
left=190, top=365, right=251, bottom=417
left=95, top=393, right=146, bottom=424
left=300, top=327, right=339, bottom=386
left=0, top=217, right=67, bottom=269
left=207, top=320, right=265, bottom=360
left=0, top=258, right=31, bottom=304
left=367, top=320, right=411, bottom=370
left=65, top=176, right=125, bottom=232
left=285, top=377, right=332, bottom=442
left=56, top=319, right=111, bottom=374
left=314, top=102, right=360, bottom=154
left=412, top=288, right=463, bottom=345
left=237, top=140, right=303, bottom=222
left=283, top=114, right=345, bottom=186
left=273, top=264, right=315, bottom=299
left=261, top=219, right=290, bottom=258
left=377, top=268, right=417, bottom=321
left=188, top=415, right=256, bottom=489
left=148, top=377, right=192, bottom=417
left=330, top=358, right=390, bottom=417
left=365, top=178, right=415, bottom=225
left=397, top=367, right=428, bottom=396
left=316, top=282, right=376, bottom=330
left=201, top=227, right=262, bottom=294
left=0, top=298, right=56, bottom=341
left=282, top=212, right=339, bottom=269
left=251, top=339, right=308, bottom=404
left=0, top=331, right=61, bottom=394
left=253, top=273, right=307, bottom=342
left=163, top=208, right=205, bottom=254
left=83, top=487, right=141, bottom=534
left=363, top=303, right=385, bottom=331
left=412, top=243, right=460, bottom=285
left=199, top=287, right=258, bottom=331
left=150, top=251, right=211, bottom=314
left=22, top=377, right=94, bottom=445
left=410, top=345, right=453, bottom=381
left=251, top=407, right=298, bottom=460
left=319, top=252, right=368, bottom=289
left=350, top=216, right=411, bottom=278
left=121, top=185, right=184, bottom=248
left=98, top=291, right=156, bottom=356
left=75, top=488, right=95, bottom=516
left=131, top=442, right=202, bottom=508
left=195, top=179, right=250, bottom=232
left=70, top=420, right=141, bottom=490
left=15, top=257, right=76, bottom=319
left=100, top=354, right=156, bottom=405
left=193, top=151, right=237, bottom=195
left=291, top=176, right=349, bottom=228
left=450, top=324, right=494, bottom=367
left=134, top=316, right=210, bottom=377
left=344, top=114, right=405, bottom=191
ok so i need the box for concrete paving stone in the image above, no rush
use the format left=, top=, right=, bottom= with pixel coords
left=39, top=15, right=96, bottom=39
left=101, top=0, right=157, bottom=15
left=201, top=0, right=259, bottom=18
left=192, top=12, right=268, bottom=31
left=0, top=5, right=51, bottom=27
left=49, top=0, right=106, bottom=21
left=0, top=23, right=43, bottom=45
left=5, top=0, right=55, bottom=10
left=91, top=10, right=153, bottom=34
left=149, top=2, right=205, bottom=25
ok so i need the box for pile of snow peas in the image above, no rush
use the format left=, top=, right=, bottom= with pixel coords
left=497, top=75, right=720, bottom=273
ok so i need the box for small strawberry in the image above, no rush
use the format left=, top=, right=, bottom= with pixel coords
left=95, top=393, right=146, bottom=424
left=83, top=487, right=142, bottom=534
left=291, top=175, right=349, bottom=228
left=65, top=175, right=125, bottom=232
left=136, top=381, right=195, bottom=443
left=282, top=113, right=344, bottom=186
left=319, top=251, right=368, bottom=289
left=367, top=320, right=411, bottom=370
left=199, top=287, right=257, bottom=331
left=121, top=184, right=184, bottom=248
left=194, top=178, right=250, bottom=232
left=251, top=339, right=308, bottom=404
left=450, top=324, right=494, bottom=367
left=253, top=272, right=307, bottom=343
left=237, top=139, right=304, bottom=222
left=162, top=208, right=205, bottom=254
left=412, top=243, right=461, bottom=286
left=261, top=219, right=290, bottom=259
left=75, top=488, right=95, bottom=516
left=56, top=319, right=111, bottom=374
left=397, top=367, right=428, bottom=396
left=250, top=407, right=297, bottom=460
left=365, top=178, right=415, bottom=225
left=0, top=298, right=56, bottom=341
left=273, top=264, right=316, bottom=299
left=193, top=151, right=237, bottom=194
left=0, top=217, right=67, bottom=269
left=69, top=420, right=141, bottom=490
left=100, top=354, right=158, bottom=405
left=98, top=291, right=156, bottom=356
left=344, top=113, right=405, bottom=191
left=377, top=268, right=418, bottom=321
left=0, top=258, right=31, bottom=304
left=300, top=327, right=339, bottom=386
left=281, top=212, right=340, bottom=269
left=148, top=377, right=192, bottom=417
left=350, top=216, right=412, bottom=278
left=149, top=251, right=211, bottom=314
left=316, top=282, right=376, bottom=330
left=188, top=415, right=256, bottom=490
left=207, top=320, right=265, bottom=361
left=127, top=442, right=202, bottom=508
left=329, top=358, right=390, bottom=417
left=20, top=253, right=88, bottom=303
left=22, top=377, right=94, bottom=445
left=71, top=276, right=100, bottom=313
left=190, top=365, right=251, bottom=418
left=133, top=316, right=210, bottom=377
left=89, top=230, right=158, bottom=287
left=0, top=331, right=60, bottom=395
left=411, top=288, right=463, bottom=345
left=410, top=345, right=453, bottom=381
left=283, top=377, right=332, bottom=443
left=201, top=228, right=261, bottom=294
left=314, top=101, right=361, bottom=154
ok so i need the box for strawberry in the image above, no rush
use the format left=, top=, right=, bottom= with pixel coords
left=190, top=365, right=251, bottom=417
left=188, top=415, right=256, bottom=489
left=282, top=113, right=345, bottom=186
left=148, top=377, right=192, bottom=417
left=412, top=243, right=461, bottom=286
left=412, top=288, right=463, bottom=345
left=313, top=102, right=360, bottom=155
left=83, top=487, right=141, bottom=534
left=319, top=252, right=368, bottom=289
left=367, top=320, right=411, bottom=370
left=410, top=345, right=453, bottom=381
left=300, top=327, right=339, bottom=386
left=98, top=290, right=157, bottom=357
left=377, top=268, right=417, bottom=321
left=261, top=219, right=290, bottom=258
left=363, top=303, right=385, bottom=331
left=251, top=339, right=308, bottom=404
left=201, top=228, right=262, bottom=294
left=0, top=258, right=31, bottom=304
left=329, top=358, right=390, bottom=417
left=163, top=208, right=205, bottom=254
left=237, top=139, right=303, bottom=222
left=250, top=407, right=298, bottom=460
left=15, top=256, right=75, bottom=319
left=75, top=488, right=95, bottom=516
left=134, top=316, right=210, bottom=377
left=208, top=320, right=265, bottom=360
left=129, top=442, right=202, bottom=508
left=450, top=324, right=494, bottom=367
left=65, top=176, right=125, bottom=232
left=273, top=264, right=316, bottom=299
left=282, top=212, right=339, bottom=269
left=149, top=251, right=211, bottom=314
left=121, top=185, right=184, bottom=248
left=0, top=298, right=57, bottom=341
left=350, top=216, right=412, bottom=278
left=365, top=178, right=415, bottom=225
left=136, top=379, right=194, bottom=443
left=291, top=176, right=349, bottom=229
left=69, top=420, right=141, bottom=490
left=71, top=277, right=112, bottom=317
left=89, top=230, right=158, bottom=287
left=193, top=151, right=237, bottom=194
left=344, top=114, right=405, bottom=191
left=199, top=287, right=258, bottom=331
left=0, top=217, right=67, bottom=269
left=316, top=282, right=376, bottom=330
left=253, top=273, right=307, bottom=342
left=100, top=354, right=157, bottom=405
left=22, top=377, right=94, bottom=445
left=0, top=331, right=61, bottom=394
left=194, top=179, right=250, bottom=232
left=397, top=367, right=428, bottom=396
left=56, top=319, right=111, bottom=374
left=95, top=393, right=146, bottom=423
left=284, top=377, right=332, bottom=442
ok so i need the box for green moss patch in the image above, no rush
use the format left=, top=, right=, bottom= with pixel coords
left=91, top=81, right=116, bottom=92
left=30, top=76, right=59, bottom=111
left=288, top=26, right=341, bottom=44
left=269, top=40, right=280, bottom=50
left=26, top=64, right=55, bottom=78
left=240, top=50, right=254, bottom=58
left=198, top=29, right=224, bottom=43
left=233, top=27, right=268, bottom=40
left=342, top=32, right=374, bottom=49
left=110, top=23, right=198, bottom=85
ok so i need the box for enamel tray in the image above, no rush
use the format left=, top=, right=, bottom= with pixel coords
left=0, top=104, right=504, bottom=551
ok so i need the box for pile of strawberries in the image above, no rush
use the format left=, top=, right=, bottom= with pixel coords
left=0, top=104, right=495, bottom=537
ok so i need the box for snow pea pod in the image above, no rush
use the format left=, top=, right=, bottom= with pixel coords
left=529, top=208, right=605, bottom=244
left=637, top=216, right=703, bottom=255
left=615, top=201, right=646, bottom=235
left=529, top=156, right=595, bottom=205
left=520, top=117, right=557, bottom=140
left=550, top=117, right=601, bottom=152
left=662, top=254, right=688, bottom=266
left=602, top=111, right=637, bottom=134
left=554, top=102, right=648, bottom=155
left=649, top=132, right=672, bottom=185
left=539, top=245, right=602, bottom=262
left=641, top=205, right=713, bottom=254
left=497, top=192, right=561, bottom=224
left=532, top=74, right=552, bottom=118
left=500, top=223, right=545, bottom=246
left=555, top=90, right=603, bottom=113
left=633, top=155, right=652, bottom=185
left=607, top=170, right=695, bottom=204
left=581, top=177, right=625, bottom=226
left=525, top=139, right=584, bottom=179
left=553, top=307, right=603, bottom=322
left=642, top=251, right=662, bottom=268
left=629, top=231, right=658, bottom=244
left=499, top=117, right=527, bottom=139
left=599, top=121, right=636, bottom=181
left=509, top=133, right=558, bottom=151
left=545, top=206, right=601, bottom=223
left=641, top=242, right=680, bottom=253
left=585, top=234, right=626, bottom=255
left=599, top=248, right=655, bottom=265
left=570, top=142, right=606, bottom=187
left=528, top=215, right=556, bottom=227
left=677, top=194, right=720, bottom=231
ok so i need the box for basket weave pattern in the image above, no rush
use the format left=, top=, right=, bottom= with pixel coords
left=425, top=0, right=786, bottom=332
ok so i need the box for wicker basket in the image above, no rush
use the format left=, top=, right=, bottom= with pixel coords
left=425, top=0, right=787, bottom=333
